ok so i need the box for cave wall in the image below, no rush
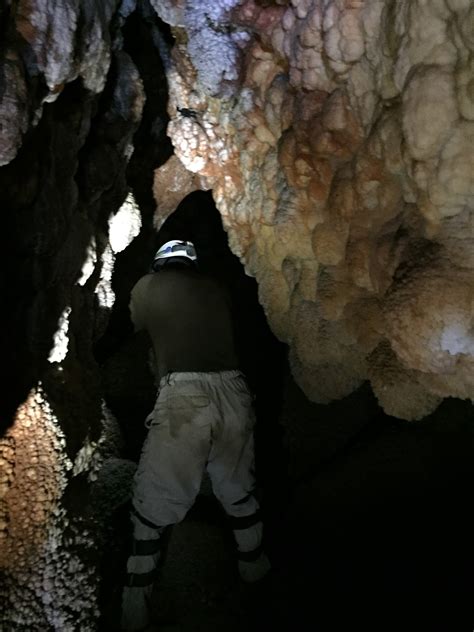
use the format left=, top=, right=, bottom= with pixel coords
left=0, top=2, right=162, bottom=628
left=151, top=0, right=474, bottom=420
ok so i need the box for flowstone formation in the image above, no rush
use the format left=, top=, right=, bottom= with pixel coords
left=152, top=0, right=474, bottom=420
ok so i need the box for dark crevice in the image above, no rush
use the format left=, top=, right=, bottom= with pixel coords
left=92, top=7, right=176, bottom=378
left=123, top=5, right=174, bottom=211
left=0, top=77, right=96, bottom=431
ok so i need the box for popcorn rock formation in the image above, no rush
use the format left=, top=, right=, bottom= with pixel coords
left=0, top=387, right=99, bottom=629
left=154, top=0, right=474, bottom=419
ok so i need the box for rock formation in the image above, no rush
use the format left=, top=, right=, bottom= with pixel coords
left=152, top=0, right=474, bottom=420
left=1, top=0, right=473, bottom=628
left=0, top=1, right=148, bottom=627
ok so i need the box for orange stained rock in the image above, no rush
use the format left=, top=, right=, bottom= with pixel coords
left=155, top=0, right=474, bottom=419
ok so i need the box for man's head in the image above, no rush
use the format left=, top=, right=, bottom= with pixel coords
left=152, top=240, right=197, bottom=271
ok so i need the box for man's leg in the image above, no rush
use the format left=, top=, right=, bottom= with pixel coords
left=207, top=374, right=271, bottom=582
left=121, top=510, right=167, bottom=631
left=121, top=381, right=212, bottom=629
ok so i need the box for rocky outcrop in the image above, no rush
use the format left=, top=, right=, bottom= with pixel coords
left=152, top=0, right=474, bottom=420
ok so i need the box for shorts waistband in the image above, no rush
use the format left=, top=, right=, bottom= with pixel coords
left=159, top=370, right=243, bottom=388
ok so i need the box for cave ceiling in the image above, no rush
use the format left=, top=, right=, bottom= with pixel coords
left=152, top=0, right=474, bottom=420
left=1, top=0, right=474, bottom=421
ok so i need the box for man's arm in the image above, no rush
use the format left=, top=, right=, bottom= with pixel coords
left=129, top=286, right=145, bottom=333
left=129, top=274, right=154, bottom=333
left=93, top=277, right=147, bottom=365
left=93, top=303, right=134, bottom=365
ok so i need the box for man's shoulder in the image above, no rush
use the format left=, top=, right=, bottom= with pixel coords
left=131, top=273, right=156, bottom=297
left=132, top=269, right=226, bottom=294
left=132, top=269, right=192, bottom=294
left=133, top=272, right=154, bottom=287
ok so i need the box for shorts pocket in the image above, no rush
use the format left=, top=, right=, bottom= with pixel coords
left=231, top=376, right=255, bottom=401
left=152, top=394, right=211, bottom=435
left=163, top=394, right=210, bottom=409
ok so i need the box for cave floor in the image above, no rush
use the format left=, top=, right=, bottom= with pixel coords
left=148, top=495, right=276, bottom=632
left=99, top=489, right=278, bottom=632
left=100, top=407, right=474, bottom=632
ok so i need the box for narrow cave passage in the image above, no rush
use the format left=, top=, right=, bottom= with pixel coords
left=96, top=190, right=291, bottom=631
